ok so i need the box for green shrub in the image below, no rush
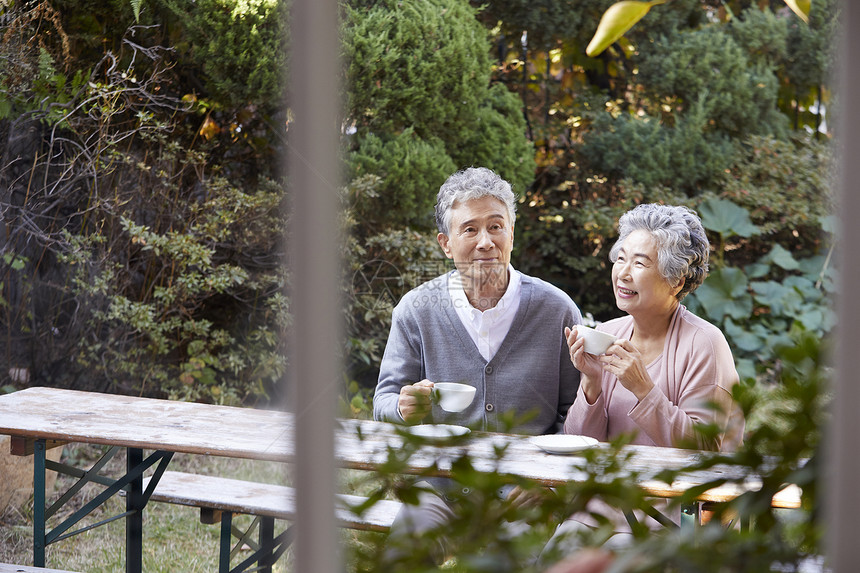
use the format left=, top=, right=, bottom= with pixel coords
left=343, top=0, right=492, bottom=144
left=0, top=23, right=289, bottom=402
left=635, top=22, right=789, bottom=140
left=347, top=130, right=456, bottom=230
left=718, top=134, right=834, bottom=259
left=341, top=175, right=449, bottom=404
left=159, top=0, right=289, bottom=109
left=455, top=83, right=536, bottom=197
left=578, top=99, right=736, bottom=195
left=342, top=0, right=536, bottom=232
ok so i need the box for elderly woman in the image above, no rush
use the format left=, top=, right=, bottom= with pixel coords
left=564, top=203, right=743, bottom=450
left=544, top=204, right=744, bottom=560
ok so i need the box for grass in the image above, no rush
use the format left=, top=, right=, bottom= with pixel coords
left=0, top=443, right=386, bottom=572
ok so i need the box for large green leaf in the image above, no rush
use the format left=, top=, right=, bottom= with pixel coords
left=797, top=255, right=827, bottom=278
left=692, top=267, right=752, bottom=321
left=821, top=214, right=838, bottom=235
left=796, top=308, right=826, bottom=332
left=586, top=1, right=667, bottom=57
left=783, top=275, right=823, bottom=303
left=698, top=198, right=760, bottom=239
left=751, top=280, right=802, bottom=316
left=724, top=318, right=765, bottom=353
left=764, top=243, right=800, bottom=271
left=744, top=262, right=771, bottom=280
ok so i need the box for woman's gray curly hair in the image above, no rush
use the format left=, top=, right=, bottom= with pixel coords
left=435, top=167, right=517, bottom=235
left=609, top=204, right=710, bottom=300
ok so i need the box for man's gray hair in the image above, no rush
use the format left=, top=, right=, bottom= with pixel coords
left=435, top=167, right=517, bottom=235
left=609, top=204, right=710, bottom=300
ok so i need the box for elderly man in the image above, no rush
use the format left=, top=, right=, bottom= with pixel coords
left=373, top=166, right=582, bottom=563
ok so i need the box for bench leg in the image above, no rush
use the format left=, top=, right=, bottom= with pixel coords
left=126, top=448, right=144, bottom=573
left=229, top=521, right=293, bottom=573
left=680, top=502, right=700, bottom=529
left=259, top=517, right=274, bottom=573
left=33, top=439, right=47, bottom=567
left=219, top=512, right=233, bottom=573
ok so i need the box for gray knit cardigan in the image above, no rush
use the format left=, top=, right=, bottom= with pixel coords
left=373, top=270, right=582, bottom=435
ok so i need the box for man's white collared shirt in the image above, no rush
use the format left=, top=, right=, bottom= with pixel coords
left=449, top=265, right=522, bottom=362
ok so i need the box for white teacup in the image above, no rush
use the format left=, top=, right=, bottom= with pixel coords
left=576, top=326, right=617, bottom=355
left=433, top=382, right=476, bottom=412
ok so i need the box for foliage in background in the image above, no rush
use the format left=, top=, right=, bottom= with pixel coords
left=340, top=175, right=449, bottom=414
left=688, top=195, right=835, bottom=383
left=0, top=7, right=289, bottom=402
left=485, top=0, right=836, bottom=333
left=0, top=0, right=837, bottom=409
left=681, top=133, right=835, bottom=382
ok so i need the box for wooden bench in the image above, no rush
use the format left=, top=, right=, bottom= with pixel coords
left=140, top=471, right=402, bottom=573
left=0, top=565, right=81, bottom=573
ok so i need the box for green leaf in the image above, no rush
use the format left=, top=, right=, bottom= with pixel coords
left=783, top=0, right=810, bottom=24
left=734, top=358, right=757, bottom=382
left=3, top=253, right=28, bottom=270
left=751, top=281, right=802, bottom=315
left=724, top=318, right=764, bottom=353
left=692, top=267, right=752, bottom=321
left=797, top=255, right=827, bottom=278
left=783, top=276, right=822, bottom=303
left=586, top=1, right=667, bottom=57
left=698, top=198, right=760, bottom=238
left=764, top=330, right=795, bottom=352
left=744, top=262, right=770, bottom=280
left=796, top=308, right=825, bottom=332
left=764, top=244, right=800, bottom=271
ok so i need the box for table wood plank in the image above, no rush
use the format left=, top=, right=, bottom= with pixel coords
left=0, top=387, right=295, bottom=461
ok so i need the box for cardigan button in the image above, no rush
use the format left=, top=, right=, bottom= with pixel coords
left=485, top=403, right=495, bottom=412
left=485, top=365, right=493, bottom=374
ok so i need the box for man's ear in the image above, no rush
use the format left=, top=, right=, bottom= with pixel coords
left=437, top=232, right=453, bottom=258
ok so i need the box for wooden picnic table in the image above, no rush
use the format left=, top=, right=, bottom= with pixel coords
left=0, top=387, right=800, bottom=571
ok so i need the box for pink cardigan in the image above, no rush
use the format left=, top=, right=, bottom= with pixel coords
left=564, top=305, right=744, bottom=452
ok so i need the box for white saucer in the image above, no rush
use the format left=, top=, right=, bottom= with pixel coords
left=407, top=424, right=471, bottom=442
left=529, top=434, right=598, bottom=454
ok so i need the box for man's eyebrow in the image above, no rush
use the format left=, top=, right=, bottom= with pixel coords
left=457, top=213, right=506, bottom=228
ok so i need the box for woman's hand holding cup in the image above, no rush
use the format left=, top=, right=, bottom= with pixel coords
left=565, top=326, right=604, bottom=379
left=566, top=326, right=612, bottom=404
